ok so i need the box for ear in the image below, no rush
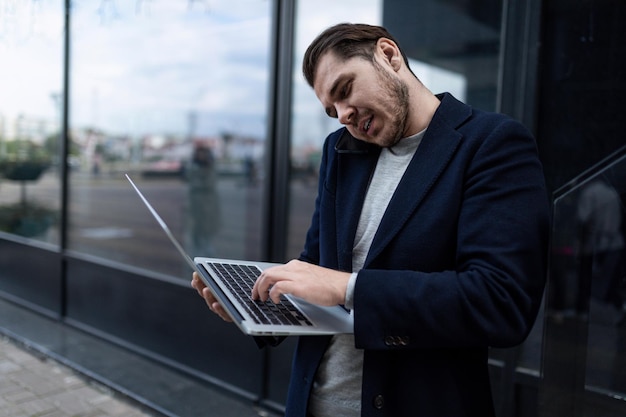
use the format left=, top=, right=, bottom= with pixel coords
left=376, top=38, right=403, bottom=72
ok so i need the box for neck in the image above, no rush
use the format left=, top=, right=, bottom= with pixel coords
left=406, top=81, right=440, bottom=135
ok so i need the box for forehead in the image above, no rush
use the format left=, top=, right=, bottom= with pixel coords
left=313, top=53, right=341, bottom=93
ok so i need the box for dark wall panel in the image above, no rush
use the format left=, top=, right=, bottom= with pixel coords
left=0, top=238, right=61, bottom=315
left=64, top=257, right=272, bottom=397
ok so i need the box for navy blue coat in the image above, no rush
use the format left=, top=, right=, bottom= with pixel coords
left=284, top=93, right=551, bottom=417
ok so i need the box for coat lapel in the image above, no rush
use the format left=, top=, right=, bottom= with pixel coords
left=363, top=94, right=470, bottom=266
left=335, top=133, right=380, bottom=271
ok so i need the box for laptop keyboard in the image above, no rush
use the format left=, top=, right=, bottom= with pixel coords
left=207, top=262, right=313, bottom=327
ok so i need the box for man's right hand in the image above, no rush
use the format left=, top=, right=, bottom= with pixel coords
left=191, top=272, right=232, bottom=322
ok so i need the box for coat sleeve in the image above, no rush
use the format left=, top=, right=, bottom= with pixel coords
left=353, top=118, right=551, bottom=350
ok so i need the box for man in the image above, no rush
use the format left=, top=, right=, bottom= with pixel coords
left=192, top=23, right=550, bottom=417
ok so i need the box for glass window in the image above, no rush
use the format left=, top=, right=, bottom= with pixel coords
left=581, top=161, right=626, bottom=402
left=542, top=150, right=626, bottom=415
left=0, top=0, right=64, bottom=244
left=287, top=0, right=502, bottom=260
left=68, top=1, right=271, bottom=278
left=287, top=1, right=383, bottom=259
left=537, top=2, right=626, bottom=413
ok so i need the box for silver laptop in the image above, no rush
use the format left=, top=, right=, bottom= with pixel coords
left=126, top=174, right=353, bottom=336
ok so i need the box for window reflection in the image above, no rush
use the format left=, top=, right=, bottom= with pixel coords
left=580, top=171, right=626, bottom=398
left=288, top=0, right=500, bottom=260
left=68, top=1, right=270, bottom=277
left=287, top=2, right=381, bottom=260
left=546, top=153, right=626, bottom=405
left=0, top=0, right=63, bottom=244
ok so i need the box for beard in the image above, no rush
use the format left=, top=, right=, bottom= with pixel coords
left=372, top=59, right=410, bottom=148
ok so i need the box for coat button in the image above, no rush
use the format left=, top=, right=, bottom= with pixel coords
left=373, top=394, right=385, bottom=409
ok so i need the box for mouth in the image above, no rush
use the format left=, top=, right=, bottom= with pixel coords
left=362, top=117, right=372, bottom=134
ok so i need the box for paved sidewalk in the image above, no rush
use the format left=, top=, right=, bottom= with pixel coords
left=0, top=337, right=154, bottom=417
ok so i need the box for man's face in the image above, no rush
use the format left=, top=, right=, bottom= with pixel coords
left=313, top=51, right=410, bottom=147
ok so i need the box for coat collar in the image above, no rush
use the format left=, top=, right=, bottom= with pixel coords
left=335, top=93, right=471, bottom=270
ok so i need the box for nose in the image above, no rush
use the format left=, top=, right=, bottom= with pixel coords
left=336, top=103, right=355, bottom=125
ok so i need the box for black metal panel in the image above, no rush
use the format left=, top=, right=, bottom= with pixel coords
left=262, top=0, right=296, bottom=263
left=64, top=256, right=270, bottom=398
left=536, top=0, right=626, bottom=193
left=0, top=237, right=62, bottom=316
left=497, top=0, right=542, bottom=127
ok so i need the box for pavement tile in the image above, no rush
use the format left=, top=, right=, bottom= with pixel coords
left=12, top=398, right=56, bottom=416
left=0, top=337, right=154, bottom=417
left=0, top=359, right=21, bottom=373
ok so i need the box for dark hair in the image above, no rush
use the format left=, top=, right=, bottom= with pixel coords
left=302, top=23, right=410, bottom=87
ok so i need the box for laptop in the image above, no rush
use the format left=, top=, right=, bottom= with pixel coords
left=126, top=174, right=353, bottom=336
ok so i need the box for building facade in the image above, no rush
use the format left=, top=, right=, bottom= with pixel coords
left=0, top=0, right=625, bottom=415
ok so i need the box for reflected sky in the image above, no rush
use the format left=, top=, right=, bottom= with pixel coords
left=70, top=0, right=271, bottom=137
left=0, top=0, right=464, bottom=147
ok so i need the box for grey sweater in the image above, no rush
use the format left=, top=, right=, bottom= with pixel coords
left=308, top=130, right=425, bottom=417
